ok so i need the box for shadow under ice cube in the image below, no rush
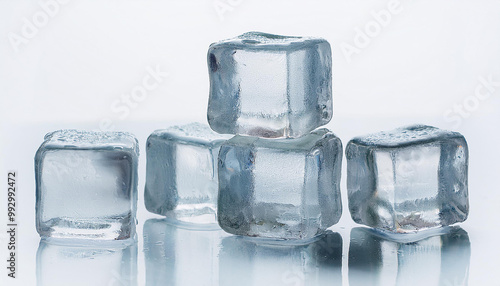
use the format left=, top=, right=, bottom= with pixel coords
left=346, top=125, right=469, bottom=233
left=145, top=123, right=230, bottom=226
left=207, top=32, right=332, bottom=138
left=35, top=130, right=139, bottom=240
left=217, top=128, right=342, bottom=240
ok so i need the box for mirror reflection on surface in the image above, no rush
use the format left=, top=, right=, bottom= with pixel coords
left=36, top=238, right=137, bottom=286
left=349, top=227, right=470, bottom=286
left=143, top=218, right=343, bottom=286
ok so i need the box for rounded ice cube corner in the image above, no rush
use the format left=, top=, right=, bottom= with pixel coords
left=216, top=128, right=343, bottom=240
left=35, top=130, right=139, bottom=240
left=345, top=125, right=469, bottom=234
left=207, top=32, right=333, bottom=138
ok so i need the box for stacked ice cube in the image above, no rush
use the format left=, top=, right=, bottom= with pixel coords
left=207, top=32, right=333, bottom=138
left=142, top=32, right=342, bottom=239
left=208, top=32, right=343, bottom=239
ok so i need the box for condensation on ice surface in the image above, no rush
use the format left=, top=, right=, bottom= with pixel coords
left=217, top=128, right=342, bottom=239
left=207, top=32, right=333, bottom=138
left=346, top=125, right=469, bottom=233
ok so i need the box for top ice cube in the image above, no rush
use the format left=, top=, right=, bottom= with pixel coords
left=207, top=32, right=332, bottom=138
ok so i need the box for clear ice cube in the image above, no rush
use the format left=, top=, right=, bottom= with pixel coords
left=346, top=125, right=469, bottom=233
left=144, top=123, right=230, bottom=225
left=35, top=130, right=139, bottom=240
left=217, top=128, right=342, bottom=239
left=207, top=32, right=333, bottom=138
left=349, top=227, right=470, bottom=286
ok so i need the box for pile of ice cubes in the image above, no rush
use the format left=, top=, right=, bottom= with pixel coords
left=35, top=32, right=469, bottom=242
left=145, top=32, right=342, bottom=240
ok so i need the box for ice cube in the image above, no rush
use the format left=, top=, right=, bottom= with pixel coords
left=219, top=231, right=342, bottom=286
left=349, top=227, right=470, bottom=286
left=346, top=125, right=469, bottom=233
left=37, top=239, right=137, bottom=286
left=35, top=130, right=139, bottom=240
left=207, top=32, right=332, bottom=138
left=217, top=128, right=342, bottom=239
left=144, top=123, right=230, bottom=226
left=143, top=219, right=225, bottom=286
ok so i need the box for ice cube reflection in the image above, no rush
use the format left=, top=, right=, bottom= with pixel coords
left=36, top=238, right=137, bottom=286
left=143, top=218, right=226, bottom=286
left=219, top=231, right=342, bottom=286
left=349, top=227, right=470, bottom=286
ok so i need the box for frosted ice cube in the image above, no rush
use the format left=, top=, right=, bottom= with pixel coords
left=349, top=227, right=470, bottom=286
left=37, top=239, right=137, bottom=286
left=346, top=125, right=469, bottom=233
left=217, top=128, right=342, bottom=239
left=144, top=123, right=230, bottom=226
left=35, top=130, right=139, bottom=240
left=219, top=231, right=342, bottom=286
left=207, top=32, right=332, bottom=138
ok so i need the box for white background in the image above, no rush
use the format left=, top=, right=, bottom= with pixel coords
left=1, top=0, right=500, bottom=285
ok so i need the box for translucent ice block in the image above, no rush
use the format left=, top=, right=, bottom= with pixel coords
left=207, top=32, right=332, bottom=138
left=35, top=130, right=139, bottom=240
left=217, top=128, right=342, bottom=239
left=144, top=123, right=230, bottom=226
left=349, top=227, right=470, bottom=286
left=346, top=125, right=469, bottom=233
